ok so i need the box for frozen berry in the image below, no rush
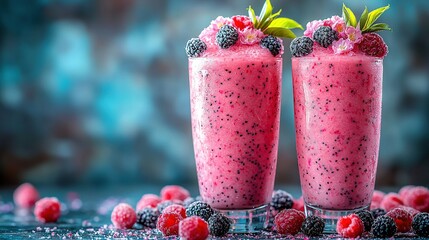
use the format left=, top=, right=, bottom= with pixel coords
left=290, top=36, right=313, bottom=57
left=34, top=197, right=61, bottom=223
left=336, top=214, right=364, bottom=238
left=231, top=15, right=253, bottom=30
left=216, top=25, right=239, bottom=49
left=156, top=212, right=181, bottom=236
left=371, top=190, right=385, bottom=210
left=179, top=216, right=209, bottom=240
left=208, top=212, right=231, bottom=237
left=160, top=185, right=190, bottom=202
left=356, top=210, right=374, bottom=232
left=186, top=201, right=214, bottom=221
left=403, top=186, right=429, bottom=212
left=312, top=26, right=338, bottom=48
left=386, top=207, right=412, bottom=233
left=358, top=33, right=388, bottom=57
left=110, top=203, right=136, bottom=229
left=301, top=215, right=325, bottom=237
left=162, top=204, right=186, bottom=219
left=399, top=185, right=415, bottom=199
left=183, top=197, right=197, bottom=208
left=401, top=206, right=420, bottom=217
left=271, top=190, right=294, bottom=211
left=14, top=183, right=39, bottom=209
left=380, top=192, right=404, bottom=212
left=412, top=212, right=429, bottom=237
left=371, top=208, right=387, bottom=219
left=260, top=35, right=282, bottom=56
left=156, top=200, right=174, bottom=213
left=274, top=209, right=305, bottom=235
left=371, top=215, right=397, bottom=238
left=292, top=196, right=304, bottom=212
left=137, top=207, right=159, bottom=228
left=136, top=194, right=161, bottom=211
left=185, top=38, right=207, bottom=57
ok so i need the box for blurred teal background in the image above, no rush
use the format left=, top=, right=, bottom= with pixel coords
left=0, top=0, right=428, bottom=188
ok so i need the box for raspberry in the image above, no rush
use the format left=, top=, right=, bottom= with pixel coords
left=312, top=26, right=338, bottom=48
left=412, top=212, right=429, bottom=237
left=403, top=186, right=429, bottom=212
left=136, top=207, right=159, bottom=228
left=400, top=206, right=420, bottom=217
left=136, top=194, right=161, bottom=211
left=160, top=185, right=190, bottom=202
left=370, top=190, right=385, bottom=209
left=290, top=36, right=314, bottom=57
left=208, top=213, right=231, bottom=237
left=260, top=35, right=283, bottom=56
left=292, top=196, right=305, bottom=212
left=371, top=215, right=397, bottom=238
left=358, top=33, right=388, bottom=57
left=386, top=207, right=412, bottom=233
left=156, top=212, right=181, bottom=236
left=380, top=193, right=404, bottom=212
left=110, top=203, right=136, bottom=229
left=399, top=185, right=415, bottom=199
left=34, top=197, right=61, bottom=223
left=14, top=183, right=39, bottom=208
left=371, top=208, right=387, bottom=219
left=186, top=201, right=214, bottom=221
left=356, top=210, right=374, bottom=232
left=271, top=190, right=294, bottom=211
left=336, top=214, right=364, bottom=238
left=185, top=38, right=207, bottom=57
left=274, top=209, right=305, bottom=235
left=216, top=25, right=239, bottom=49
left=162, top=204, right=186, bottom=219
left=231, top=15, right=253, bottom=30
left=179, top=216, right=209, bottom=240
left=301, top=215, right=325, bottom=237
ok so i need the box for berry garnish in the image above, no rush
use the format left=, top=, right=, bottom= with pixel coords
left=179, top=216, right=209, bottom=240
left=380, top=192, right=404, bottom=212
left=260, top=35, right=282, bottom=56
left=336, top=214, right=364, bottom=238
left=271, top=190, right=294, bottom=211
left=13, top=183, right=39, bottom=209
left=403, top=186, right=429, bottom=212
left=412, top=212, right=429, bottom=237
left=274, top=209, right=305, bottom=235
left=216, top=25, right=239, bottom=49
left=356, top=210, right=374, bottom=232
left=185, top=201, right=214, bottom=221
left=231, top=15, right=253, bottom=30
left=371, top=215, right=397, bottom=238
left=371, top=208, right=387, bottom=219
left=110, top=203, right=136, bottom=229
left=290, top=37, right=313, bottom=57
left=358, top=33, right=388, bottom=57
left=156, top=212, right=181, bottom=236
left=301, top=215, right=325, bottom=237
left=34, top=197, right=61, bottom=223
left=185, top=38, right=207, bottom=57
left=160, top=185, right=190, bottom=202
left=136, top=207, right=159, bottom=228
left=312, top=26, right=338, bottom=48
left=386, top=207, right=412, bottom=233
left=162, top=204, right=186, bottom=219
left=208, top=212, right=231, bottom=237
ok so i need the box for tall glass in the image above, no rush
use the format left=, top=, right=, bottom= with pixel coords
left=292, top=55, right=383, bottom=232
left=189, top=54, right=282, bottom=232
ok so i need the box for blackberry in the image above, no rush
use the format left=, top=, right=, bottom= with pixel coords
left=183, top=197, right=196, bottom=208
left=157, top=200, right=175, bottom=213
left=216, top=25, right=238, bottom=49
left=312, top=26, right=338, bottom=48
left=185, top=38, right=207, bottom=57
left=137, top=207, right=159, bottom=228
left=301, top=216, right=325, bottom=237
left=260, top=35, right=282, bottom=56
left=356, top=210, right=374, bottom=232
left=412, top=212, right=429, bottom=237
left=290, top=36, right=313, bottom=57
left=208, top=213, right=231, bottom=237
left=185, top=201, right=214, bottom=221
left=371, top=215, right=397, bottom=238
left=271, top=190, right=293, bottom=211
left=371, top=208, right=387, bottom=219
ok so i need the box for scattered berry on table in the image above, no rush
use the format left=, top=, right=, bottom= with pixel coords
left=356, top=210, right=374, bottom=232
left=34, top=197, right=61, bottom=223
left=110, top=203, right=136, bottom=229
left=186, top=201, right=214, bottom=221
left=380, top=192, right=404, bottom=212
left=156, top=212, right=181, bottom=236
left=183, top=197, right=197, bottom=208
left=371, top=208, right=387, bottom=219
left=358, top=33, right=388, bottom=57
left=136, top=207, right=159, bottom=228
left=412, top=212, right=429, bottom=237
left=160, top=185, right=190, bottom=202
left=386, top=207, right=412, bottom=233
left=403, top=186, right=429, bottom=212
left=179, top=216, right=209, bottom=240
left=398, top=185, right=415, bottom=199
left=312, top=26, right=338, bottom=48
left=274, top=209, right=305, bottom=235
left=216, top=25, right=239, bottom=49
left=336, top=213, right=364, bottom=238
left=301, top=215, right=325, bottom=237
left=290, top=36, right=313, bottom=57
left=156, top=200, right=175, bottom=213
left=400, top=206, right=420, bottom=217
left=271, top=190, right=294, bottom=211
left=13, top=183, right=40, bottom=209
left=162, top=204, right=186, bottom=219
left=185, top=38, right=207, bottom=57
left=371, top=215, right=397, bottom=238
left=136, top=194, right=161, bottom=211
left=208, top=212, right=231, bottom=237
left=370, top=190, right=385, bottom=210
left=260, top=35, right=282, bottom=56
left=292, top=196, right=304, bottom=212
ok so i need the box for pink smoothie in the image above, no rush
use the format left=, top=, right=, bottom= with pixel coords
left=292, top=54, right=382, bottom=210
left=189, top=45, right=282, bottom=210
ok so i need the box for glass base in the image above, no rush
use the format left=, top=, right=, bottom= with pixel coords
left=219, top=204, right=269, bottom=233
left=305, top=204, right=369, bottom=233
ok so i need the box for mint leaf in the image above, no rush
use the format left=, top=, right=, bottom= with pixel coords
left=248, top=6, right=258, bottom=26
left=363, top=5, right=390, bottom=32
left=257, top=0, right=273, bottom=29
left=342, top=3, right=357, bottom=27
left=264, top=27, right=296, bottom=38
left=365, top=23, right=391, bottom=33
left=269, top=18, right=303, bottom=30
left=359, top=7, right=369, bottom=30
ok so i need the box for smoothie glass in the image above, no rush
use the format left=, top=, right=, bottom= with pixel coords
left=189, top=53, right=282, bottom=232
left=292, top=55, right=383, bottom=232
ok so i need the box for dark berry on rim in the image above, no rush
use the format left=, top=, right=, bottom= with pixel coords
left=371, top=215, right=397, bottom=238
left=356, top=210, right=374, bottom=232
left=290, top=36, right=313, bottom=57
left=313, top=26, right=338, bottom=48
left=185, top=201, right=214, bottom=221
left=185, top=38, right=207, bottom=57
left=371, top=208, right=387, bottom=219
left=208, top=213, right=231, bottom=237
left=301, top=215, right=325, bottom=237
left=271, top=190, right=294, bottom=211
left=136, top=207, right=159, bottom=228
left=260, top=35, right=282, bottom=56
left=412, top=212, right=429, bottom=237
left=359, top=33, right=388, bottom=58
left=216, top=25, right=239, bottom=49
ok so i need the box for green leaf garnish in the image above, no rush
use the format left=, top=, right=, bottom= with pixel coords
left=362, top=5, right=390, bottom=32
left=359, top=7, right=369, bottom=30
left=343, top=3, right=391, bottom=33
left=342, top=4, right=357, bottom=27
left=248, top=0, right=302, bottom=38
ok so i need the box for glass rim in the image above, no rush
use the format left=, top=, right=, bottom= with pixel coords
left=291, top=55, right=383, bottom=63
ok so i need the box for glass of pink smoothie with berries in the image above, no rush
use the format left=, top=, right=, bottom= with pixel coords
left=290, top=4, right=390, bottom=232
left=186, top=0, right=301, bottom=233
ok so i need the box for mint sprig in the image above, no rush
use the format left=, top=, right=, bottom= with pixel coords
left=248, top=0, right=303, bottom=38
left=342, top=3, right=391, bottom=33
